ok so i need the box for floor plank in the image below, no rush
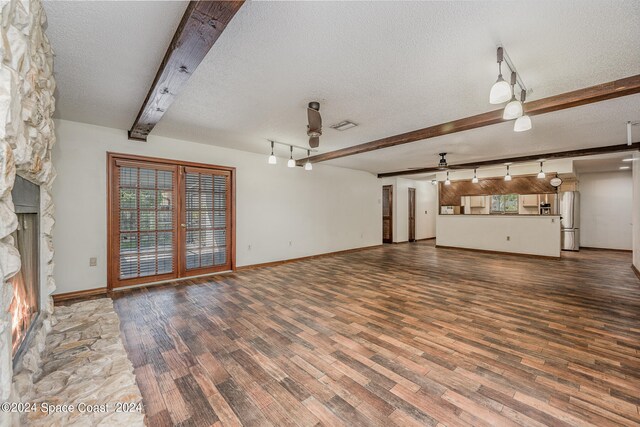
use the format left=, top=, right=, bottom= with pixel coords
left=113, top=241, right=640, bottom=426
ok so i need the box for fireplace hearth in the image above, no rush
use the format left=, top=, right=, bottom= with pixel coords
left=10, top=176, right=40, bottom=365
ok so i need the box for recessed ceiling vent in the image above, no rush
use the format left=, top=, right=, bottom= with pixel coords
left=330, top=120, right=358, bottom=131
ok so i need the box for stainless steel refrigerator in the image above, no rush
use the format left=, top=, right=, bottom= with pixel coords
left=560, top=191, right=580, bottom=251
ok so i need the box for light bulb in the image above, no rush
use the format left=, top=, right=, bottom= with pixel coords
left=304, top=161, right=312, bottom=171
left=490, top=77, right=512, bottom=104
left=472, top=176, right=479, bottom=184
left=287, top=158, right=295, bottom=168
left=537, top=171, right=546, bottom=179
left=504, top=174, right=512, bottom=181
left=268, top=154, right=277, bottom=164
left=503, top=97, right=523, bottom=120
left=444, top=179, right=451, bottom=185
left=514, top=115, right=532, bottom=132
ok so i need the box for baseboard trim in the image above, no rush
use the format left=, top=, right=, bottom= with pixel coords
left=581, top=246, right=633, bottom=253
left=633, top=264, right=640, bottom=281
left=435, top=244, right=561, bottom=260
left=53, top=287, right=108, bottom=304
left=237, top=244, right=383, bottom=271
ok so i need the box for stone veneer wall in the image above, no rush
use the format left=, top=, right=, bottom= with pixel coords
left=0, top=0, right=56, bottom=424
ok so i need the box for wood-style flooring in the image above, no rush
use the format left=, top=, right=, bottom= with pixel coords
left=113, top=241, right=640, bottom=427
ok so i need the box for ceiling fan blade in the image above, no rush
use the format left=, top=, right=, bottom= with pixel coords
left=309, top=136, right=319, bottom=148
left=307, top=107, right=322, bottom=133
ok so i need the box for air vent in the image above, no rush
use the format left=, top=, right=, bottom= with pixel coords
left=330, top=120, right=358, bottom=131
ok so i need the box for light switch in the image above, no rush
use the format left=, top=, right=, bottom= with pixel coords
left=89, top=257, right=97, bottom=267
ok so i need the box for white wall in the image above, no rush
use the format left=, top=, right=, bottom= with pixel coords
left=52, top=120, right=382, bottom=294
left=380, top=177, right=437, bottom=242
left=633, top=153, right=640, bottom=269
left=437, top=215, right=561, bottom=257
left=579, top=171, right=633, bottom=250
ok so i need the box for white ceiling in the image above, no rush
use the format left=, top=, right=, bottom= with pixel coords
left=44, top=1, right=640, bottom=173
left=574, top=152, right=635, bottom=174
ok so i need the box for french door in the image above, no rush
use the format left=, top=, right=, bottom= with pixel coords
left=108, top=154, right=234, bottom=289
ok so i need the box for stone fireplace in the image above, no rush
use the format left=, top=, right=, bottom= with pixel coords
left=9, top=176, right=40, bottom=364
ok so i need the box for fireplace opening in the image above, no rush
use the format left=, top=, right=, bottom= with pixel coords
left=10, top=176, right=40, bottom=363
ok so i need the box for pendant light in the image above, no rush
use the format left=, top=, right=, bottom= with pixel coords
left=444, top=172, right=451, bottom=185
left=503, top=72, right=523, bottom=120
left=489, top=48, right=512, bottom=104
left=504, top=165, right=512, bottom=181
left=472, top=168, right=479, bottom=184
left=304, top=150, right=313, bottom=171
left=537, top=162, right=545, bottom=179
left=268, top=141, right=277, bottom=164
left=287, top=146, right=295, bottom=168
left=513, top=89, right=532, bottom=132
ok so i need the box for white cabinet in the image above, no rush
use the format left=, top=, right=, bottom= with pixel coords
left=469, top=196, right=485, bottom=208
left=522, top=194, right=539, bottom=207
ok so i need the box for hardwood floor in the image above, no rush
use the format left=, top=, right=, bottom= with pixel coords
left=113, top=241, right=640, bottom=427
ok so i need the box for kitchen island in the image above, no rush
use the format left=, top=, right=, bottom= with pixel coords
left=436, top=214, right=561, bottom=258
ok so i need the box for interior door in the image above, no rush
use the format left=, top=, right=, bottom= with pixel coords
left=382, top=185, right=393, bottom=243
left=180, top=166, right=232, bottom=276
left=408, top=188, right=416, bottom=242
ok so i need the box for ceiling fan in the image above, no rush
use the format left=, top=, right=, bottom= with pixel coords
left=307, top=101, right=322, bottom=148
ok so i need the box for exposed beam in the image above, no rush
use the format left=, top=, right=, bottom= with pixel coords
left=298, top=74, right=640, bottom=165
left=377, top=142, right=640, bottom=178
left=129, top=1, right=245, bottom=141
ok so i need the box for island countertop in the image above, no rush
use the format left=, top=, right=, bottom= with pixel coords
left=436, top=214, right=561, bottom=258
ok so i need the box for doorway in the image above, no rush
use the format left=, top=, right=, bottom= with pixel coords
left=408, top=188, right=416, bottom=242
left=382, top=185, right=393, bottom=243
left=108, top=153, right=235, bottom=289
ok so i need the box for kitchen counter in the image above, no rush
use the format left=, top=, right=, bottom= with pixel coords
left=436, top=215, right=561, bottom=257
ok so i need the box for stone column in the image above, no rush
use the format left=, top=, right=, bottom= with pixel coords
left=0, top=0, right=57, bottom=424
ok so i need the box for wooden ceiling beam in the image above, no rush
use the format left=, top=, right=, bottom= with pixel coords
left=376, top=142, right=640, bottom=178
left=129, top=1, right=245, bottom=141
left=298, top=74, right=640, bottom=165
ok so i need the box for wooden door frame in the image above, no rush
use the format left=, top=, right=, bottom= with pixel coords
left=408, top=187, right=416, bottom=242
left=382, top=185, right=393, bottom=243
left=107, top=152, right=236, bottom=290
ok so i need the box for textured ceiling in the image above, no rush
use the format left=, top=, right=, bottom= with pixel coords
left=44, top=1, right=640, bottom=173
left=44, top=1, right=189, bottom=130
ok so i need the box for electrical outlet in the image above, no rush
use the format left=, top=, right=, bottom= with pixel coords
left=89, top=257, right=97, bottom=267
left=506, top=236, right=510, bottom=241
left=551, top=218, right=555, bottom=223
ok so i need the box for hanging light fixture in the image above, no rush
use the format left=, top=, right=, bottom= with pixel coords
left=504, top=165, right=512, bottom=181
left=503, top=72, right=523, bottom=120
left=304, top=150, right=313, bottom=171
left=489, top=47, right=512, bottom=104
left=537, top=162, right=546, bottom=179
left=472, top=168, right=479, bottom=184
left=514, top=89, right=532, bottom=132
left=444, top=172, right=451, bottom=185
left=287, top=146, right=295, bottom=168
left=268, top=141, right=277, bottom=164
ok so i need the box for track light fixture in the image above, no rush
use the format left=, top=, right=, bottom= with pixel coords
left=287, top=146, right=295, bottom=168
left=472, top=168, right=479, bottom=184
left=514, top=90, right=532, bottom=132
left=489, top=47, right=532, bottom=131
left=304, top=150, right=313, bottom=171
left=268, top=141, right=277, bottom=164
left=504, top=165, right=512, bottom=181
left=444, top=171, right=451, bottom=185
left=537, top=162, right=545, bottom=179
left=489, top=47, right=511, bottom=104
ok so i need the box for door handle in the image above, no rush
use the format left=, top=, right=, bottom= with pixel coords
left=181, top=223, right=187, bottom=228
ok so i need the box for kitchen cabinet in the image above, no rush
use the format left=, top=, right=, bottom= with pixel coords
left=469, top=196, right=485, bottom=208
left=522, top=194, right=539, bottom=207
